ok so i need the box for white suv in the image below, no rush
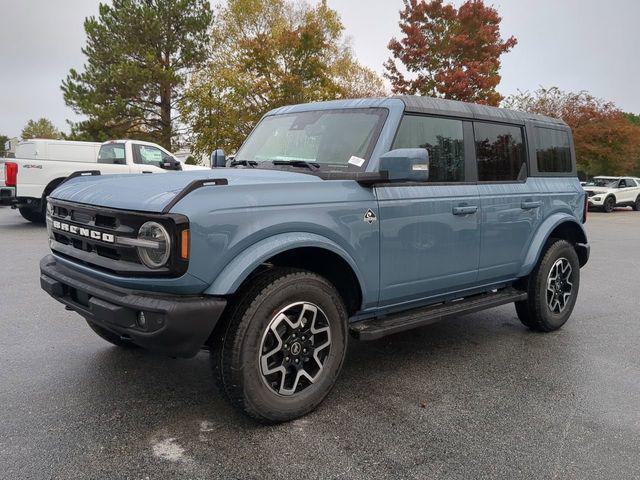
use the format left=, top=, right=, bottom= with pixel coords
left=583, top=176, right=640, bottom=213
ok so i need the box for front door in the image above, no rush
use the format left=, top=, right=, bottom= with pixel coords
left=618, top=178, right=640, bottom=204
left=377, top=114, right=481, bottom=308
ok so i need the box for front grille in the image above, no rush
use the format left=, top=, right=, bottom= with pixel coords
left=47, top=199, right=189, bottom=277
left=585, top=191, right=596, bottom=197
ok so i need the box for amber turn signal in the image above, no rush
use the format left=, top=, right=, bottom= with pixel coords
left=180, top=229, right=190, bottom=260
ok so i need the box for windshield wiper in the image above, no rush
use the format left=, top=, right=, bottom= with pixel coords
left=272, top=160, right=321, bottom=171
left=229, top=159, right=258, bottom=168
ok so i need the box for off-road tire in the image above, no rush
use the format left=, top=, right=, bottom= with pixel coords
left=603, top=195, right=616, bottom=213
left=86, top=320, right=140, bottom=349
left=210, top=268, right=348, bottom=423
left=515, top=239, right=580, bottom=332
left=19, top=206, right=45, bottom=223
left=632, top=196, right=640, bottom=211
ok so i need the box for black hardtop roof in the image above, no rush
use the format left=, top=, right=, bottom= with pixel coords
left=395, top=95, right=567, bottom=127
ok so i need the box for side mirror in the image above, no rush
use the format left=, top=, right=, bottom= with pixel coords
left=163, top=158, right=182, bottom=171
left=379, top=148, right=429, bottom=182
left=211, top=149, right=226, bottom=168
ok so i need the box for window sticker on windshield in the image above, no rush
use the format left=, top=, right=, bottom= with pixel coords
left=348, top=156, right=365, bottom=167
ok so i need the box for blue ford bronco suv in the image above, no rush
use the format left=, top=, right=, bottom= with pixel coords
left=40, top=96, right=589, bottom=422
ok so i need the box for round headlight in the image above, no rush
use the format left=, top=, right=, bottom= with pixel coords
left=137, top=221, right=171, bottom=269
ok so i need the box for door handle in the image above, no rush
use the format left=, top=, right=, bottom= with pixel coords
left=452, top=205, right=478, bottom=216
left=521, top=200, right=542, bottom=210
left=142, top=171, right=153, bottom=174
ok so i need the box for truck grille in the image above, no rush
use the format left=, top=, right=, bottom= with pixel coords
left=47, top=199, right=189, bottom=277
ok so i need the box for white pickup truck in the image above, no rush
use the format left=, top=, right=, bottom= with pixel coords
left=1, top=139, right=206, bottom=223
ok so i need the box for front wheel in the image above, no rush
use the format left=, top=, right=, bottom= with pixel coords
left=210, top=268, right=348, bottom=423
left=19, top=206, right=45, bottom=223
left=603, top=196, right=616, bottom=213
left=515, top=239, right=580, bottom=332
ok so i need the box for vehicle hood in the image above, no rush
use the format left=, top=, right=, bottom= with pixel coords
left=50, top=168, right=322, bottom=213
left=583, top=186, right=613, bottom=195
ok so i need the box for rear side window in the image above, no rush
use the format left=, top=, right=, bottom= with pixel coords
left=98, top=143, right=126, bottom=165
left=535, top=127, right=572, bottom=173
left=474, top=122, right=526, bottom=182
left=624, top=178, right=637, bottom=187
left=392, top=115, right=465, bottom=182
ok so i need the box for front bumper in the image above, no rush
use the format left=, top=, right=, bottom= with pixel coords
left=586, top=196, right=605, bottom=207
left=40, top=255, right=226, bottom=358
left=0, top=186, right=15, bottom=206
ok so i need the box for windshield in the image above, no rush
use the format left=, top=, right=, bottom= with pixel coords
left=98, top=143, right=126, bottom=165
left=235, top=108, right=388, bottom=170
left=588, top=178, right=618, bottom=188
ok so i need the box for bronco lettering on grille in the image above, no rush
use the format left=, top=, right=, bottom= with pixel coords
left=52, top=220, right=115, bottom=244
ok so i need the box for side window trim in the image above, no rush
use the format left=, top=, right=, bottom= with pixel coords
left=463, top=121, right=477, bottom=182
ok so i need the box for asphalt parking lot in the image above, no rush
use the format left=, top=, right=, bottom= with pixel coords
left=0, top=206, right=639, bottom=480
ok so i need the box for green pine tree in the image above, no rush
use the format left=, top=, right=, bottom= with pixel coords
left=62, top=0, right=212, bottom=150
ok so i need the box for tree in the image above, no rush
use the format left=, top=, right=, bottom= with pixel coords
left=21, top=118, right=63, bottom=140
left=625, top=112, right=640, bottom=126
left=62, top=0, right=212, bottom=150
left=0, top=135, right=8, bottom=156
left=504, top=87, right=640, bottom=177
left=385, top=0, right=516, bottom=106
left=180, top=0, right=387, bottom=156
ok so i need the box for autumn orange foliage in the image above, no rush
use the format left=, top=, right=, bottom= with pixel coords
left=504, top=88, right=640, bottom=177
left=385, top=0, right=516, bottom=106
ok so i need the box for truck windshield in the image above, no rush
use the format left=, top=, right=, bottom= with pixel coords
left=235, top=108, right=388, bottom=170
left=98, top=143, right=126, bottom=165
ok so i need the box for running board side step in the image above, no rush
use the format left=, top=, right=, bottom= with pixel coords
left=350, top=287, right=527, bottom=341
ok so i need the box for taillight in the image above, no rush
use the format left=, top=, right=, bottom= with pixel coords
left=582, top=193, right=588, bottom=223
left=5, top=162, right=17, bottom=187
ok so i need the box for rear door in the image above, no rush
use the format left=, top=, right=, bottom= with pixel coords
left=474, top=121, right=542, bottom=282
left=376, top=114, right=481, bottom=308
left=96, top=143, right=132, bottom=174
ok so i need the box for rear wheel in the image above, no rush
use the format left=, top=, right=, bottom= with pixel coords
left=210, top=268, right=348, bottom=423
left=86, top=320, right=140, bottom=349
left=18, top=206, right=45, bottom=223
left=632, top=195, right=640, bottom=211
left=603, top=195, right=616, bottom=213
left=515, top=239, right=580, bottom=332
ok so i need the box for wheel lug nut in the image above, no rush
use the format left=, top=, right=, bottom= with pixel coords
left=303, top=348, right=307, bottom=353
left=285, top=356, right=290, bottom=361
left=295, top=359, right=299, bottom=363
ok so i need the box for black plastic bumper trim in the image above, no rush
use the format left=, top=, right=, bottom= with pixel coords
left=40, top=255, right=226, bottom=358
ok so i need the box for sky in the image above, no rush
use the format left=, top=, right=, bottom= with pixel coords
left=0, top=0, right=639, bottom=138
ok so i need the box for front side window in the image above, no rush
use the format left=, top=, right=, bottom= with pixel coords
left=98, top=143, right=126, bottom=165
left=235, top=108, right=388, bottom=169
left=133, top=144, right=166, bottom=167
left=392, top=115, right=465, bottom=182
left=535, top=127, right=572, bottom=173
left=474, top=123, right=526, bottom=182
